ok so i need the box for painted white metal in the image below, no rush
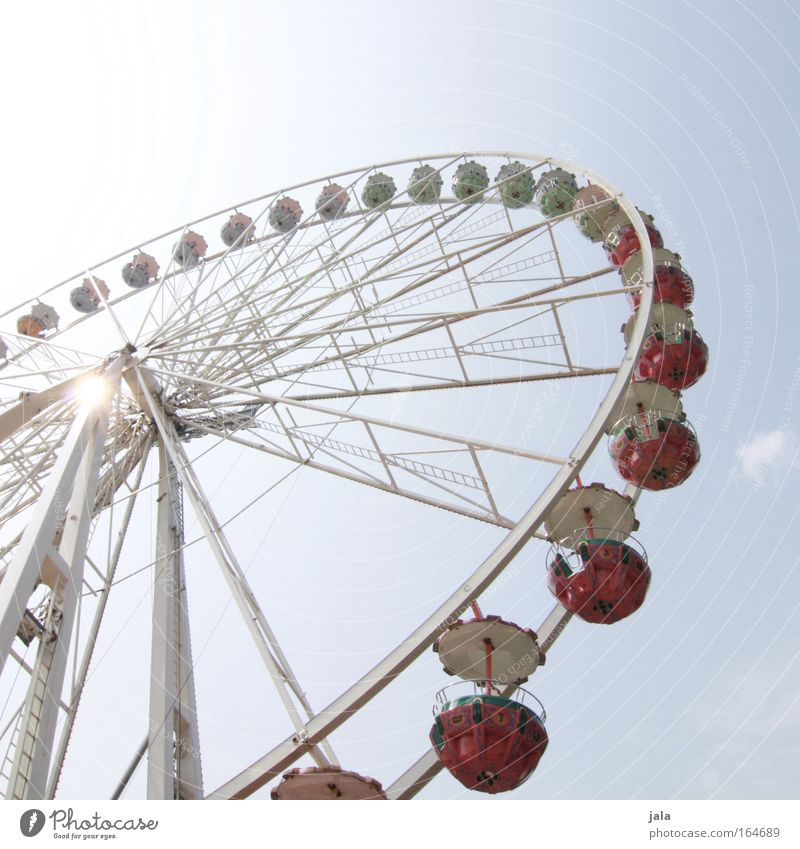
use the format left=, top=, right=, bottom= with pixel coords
left=113, top=739, right=148, bottom=800
left=208, top=247, right=653, bottom=798
left=46, top=447, right=151, bottom=799
left=172, top=421, right=529, bottom=531
left=147, top=441, right=180, bottom=799
left=0, top=153, right=657, bottom=800
left=134, top=369, right=338, bottom=770
left=145, top=367, right=571, bottom=468
left=147, top=443, right=203, bottom=799
left=2, top=366, right=119, bottom=798
left=0, top=407, right=105, bottom=677
left=173, top=555, right=203, bottom=799
left=0, top=377, right=80, bottom=444
left=151, top=251, right=620, bottom=398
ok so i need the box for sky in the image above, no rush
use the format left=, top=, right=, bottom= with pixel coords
left=0, top=0, right=799, bottom=802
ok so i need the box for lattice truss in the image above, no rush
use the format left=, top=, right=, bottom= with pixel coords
left=0, top=399, right=151, bottom=570
left=135, top=161, right=623, bottom=527
left=0, top=157, right=624, bottom=527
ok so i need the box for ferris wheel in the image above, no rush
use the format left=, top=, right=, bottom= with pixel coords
left=0, top=152, right=708, bottom=801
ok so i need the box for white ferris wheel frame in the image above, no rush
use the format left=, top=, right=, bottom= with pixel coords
left=0, top=151, right=655, bottom=800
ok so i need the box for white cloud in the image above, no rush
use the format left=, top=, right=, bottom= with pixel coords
left=736, top=429, right=800, bottom=485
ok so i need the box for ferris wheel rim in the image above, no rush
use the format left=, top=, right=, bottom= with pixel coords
left=0, top=151, right=650, bottom=543
left=204, top=266, right=655, bottom=801
left=0, top=151, right=657, bottom=800
left=0, top=151, right=624, bottom=331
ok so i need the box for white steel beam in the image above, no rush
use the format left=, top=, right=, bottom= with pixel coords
left=147, top=443, right=203, bottom=799
left=286, top=368, right=617, bottom=402
left=0, top=376, right=79, bottom=445
left=206, top=232, right=654, bottom=798
left=173, top=556, right=203, bottom=799
left=0, top=408, right=103, bottom=677
left=46, top=447, right=151, bottom=799
left=145, top=367, right=569, bottom=467
left=147, top=442, right=179, bottom=799
left=150, top=280, right=623, bottom=408
left=2, top=367, right=119, bottom=799
left=134, top=369, right=338, bottom=770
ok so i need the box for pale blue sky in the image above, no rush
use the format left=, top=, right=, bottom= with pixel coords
left=0, top=0, right=798, bottom=800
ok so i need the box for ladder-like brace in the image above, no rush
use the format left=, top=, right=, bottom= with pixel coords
left=0, top=364, right=120, bottom=799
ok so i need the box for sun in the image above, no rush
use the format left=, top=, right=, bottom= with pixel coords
left=73, top=374, right=110, bottom=409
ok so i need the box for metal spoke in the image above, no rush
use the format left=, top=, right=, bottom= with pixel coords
left=0, top=151, right=660, bottom=800
left=133, top=369, right=339, bottom=771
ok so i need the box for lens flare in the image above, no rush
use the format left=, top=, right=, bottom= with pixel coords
left=74, top=375, right=109, bottom=408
